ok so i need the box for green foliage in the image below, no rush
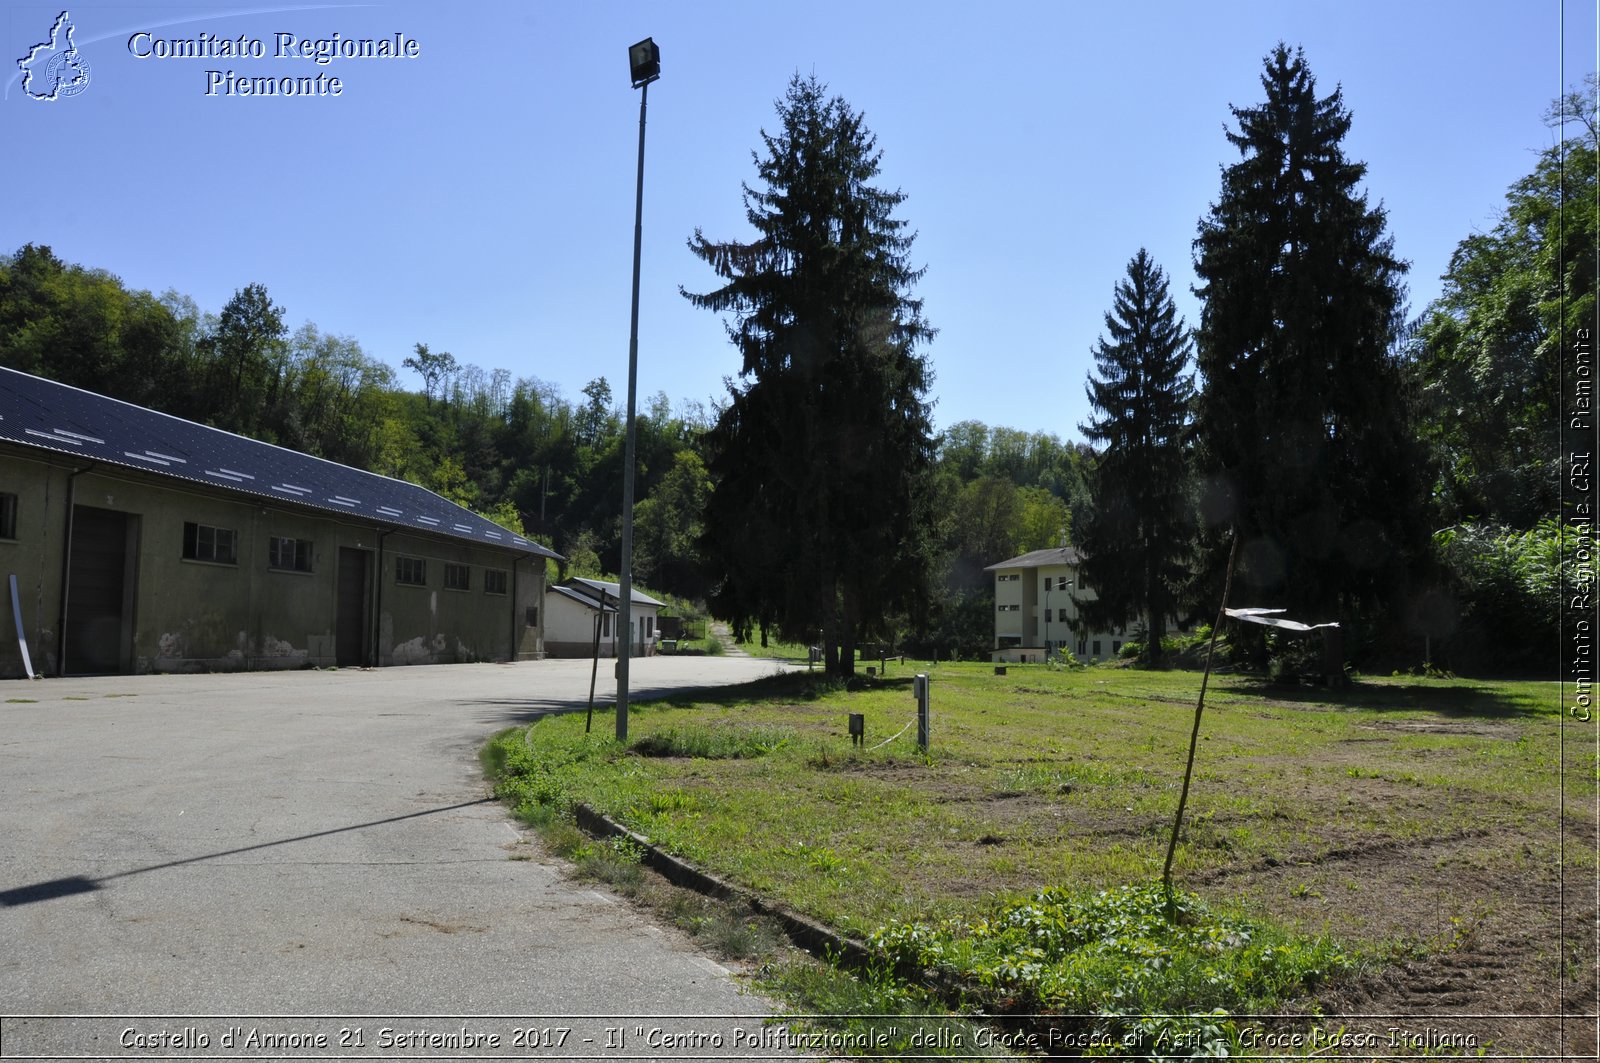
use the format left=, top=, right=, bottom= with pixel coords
left=202, top=282, right=289, bottom=438
left=401, top=342, right=458, bottom=407
left=1191, top=45, right=1430, bottom=646
left=761, top=961, right=1000, bottom=1059
left=685, top=74, right=938, bottom=677
left=869, top=883, right=1355, bottom=1051
left=632, top=448, right=711, bottom=599
left=1078, top=249, right=1194, bottom=666
left=1412, top=75, right=1595, bottom=526
left=1428, top=519, right=1571, bottom=673
left=629, top=725, right=792, bottom=759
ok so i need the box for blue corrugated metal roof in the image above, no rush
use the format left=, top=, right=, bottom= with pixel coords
left=0, top=366, right=561, bottom=560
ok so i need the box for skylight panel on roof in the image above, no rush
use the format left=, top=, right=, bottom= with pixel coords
left=26, top=428, right=81, bottom=445
left=417, top=516, right=440, bottom=526
left=216, top=466, right=251, bottom=478
left=377, top=506, right=402, bottom=517
left=207, top=469, right=246, bottom=482
left=125, top=451, right=171, bottom=465
left=453, top=523, right=473, bottom=533
left=272, top=483, right=312, bottom=496
left=327, top=497, right=357, bottom=508
left=146, top=450, right=188, bottom=464
left=53, top=429, right=106, bottom=444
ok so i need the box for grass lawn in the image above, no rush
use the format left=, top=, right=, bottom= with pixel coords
left=486, top=661, right=1596, bottom=1056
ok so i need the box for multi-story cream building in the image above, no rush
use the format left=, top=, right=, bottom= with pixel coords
left=984, top=546, right=1139, bottom=664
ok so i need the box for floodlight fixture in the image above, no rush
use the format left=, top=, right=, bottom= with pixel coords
left=628, top=37, right=659, bottom=88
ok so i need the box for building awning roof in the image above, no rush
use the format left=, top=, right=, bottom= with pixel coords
left=0, top=366, right=560, bottom=559
left=566, top=577, right=664, bottom=608
left=549, top=584, right=617, bottom=612
left=983, top=546, right=1083, bottom=571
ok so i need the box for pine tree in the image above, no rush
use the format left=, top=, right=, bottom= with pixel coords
left=1192, top=44, right=1428, bottom=653
left=683, top=75, right=936, bottom=676
left=1077, top=250, right=1194, bottom=666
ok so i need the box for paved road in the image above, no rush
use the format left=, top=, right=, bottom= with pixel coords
left=0, top=657, right=806, bottom=1059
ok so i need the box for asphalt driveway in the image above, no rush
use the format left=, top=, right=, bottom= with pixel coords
left=0, top=657, right=807, bottom=1058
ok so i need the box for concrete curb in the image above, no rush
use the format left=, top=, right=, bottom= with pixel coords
left=572, top=803, right=875, bottom=969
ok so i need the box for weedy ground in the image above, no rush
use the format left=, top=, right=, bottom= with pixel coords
left=484, top=662, right=1596, bottom=1057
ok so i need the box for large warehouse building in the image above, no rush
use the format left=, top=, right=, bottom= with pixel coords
left=0, top=367, right=560, bottom=678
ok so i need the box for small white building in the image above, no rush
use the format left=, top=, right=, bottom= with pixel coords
left=984, top=547, right=1137, bottom=664
left=543, top=577, right=663, bottom=659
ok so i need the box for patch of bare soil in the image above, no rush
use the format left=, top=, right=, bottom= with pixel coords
left=1210, top=814, right=1597, bottom=1057
left=912, top=726, right=1598, bottom=1056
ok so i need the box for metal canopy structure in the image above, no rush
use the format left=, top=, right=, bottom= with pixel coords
left=0, top=367, right=560, bottom=560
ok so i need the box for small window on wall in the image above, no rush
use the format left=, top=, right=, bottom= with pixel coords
left=1092, top=640, right=1102, bottom=657
left=183, top=521, right=237, bottom=565
left=268, top=537, right=312, bottom=572
left=0, top=493, right=16, bottom=539
left=396, top=556, right=426, bottom=586
left=484, top=569, right=508, bottom=595
left=444, top=563, right=470, bottom=591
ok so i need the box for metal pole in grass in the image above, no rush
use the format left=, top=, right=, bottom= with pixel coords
left=1162, top=530, right=1239, bottom=913
left=586, top=589, right=607, bottom=734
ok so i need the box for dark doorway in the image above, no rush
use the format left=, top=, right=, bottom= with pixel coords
left=336, top=547, right=371, bottom=667
left=65, top=506, right=139, bottom=675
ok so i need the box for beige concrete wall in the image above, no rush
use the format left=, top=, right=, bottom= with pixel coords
left=0, top=448, right=544, bottom=678
left=0, top=458, right=69, bottom=677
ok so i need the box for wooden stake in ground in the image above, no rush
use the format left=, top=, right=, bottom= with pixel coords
left=1162, top=531, right=1239, bottom=912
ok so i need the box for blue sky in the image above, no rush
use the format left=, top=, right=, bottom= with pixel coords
left=3, top=2, right=1593, bottom=441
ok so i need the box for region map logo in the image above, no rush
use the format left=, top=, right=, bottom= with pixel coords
left=17, top=10, right=91, bottom=101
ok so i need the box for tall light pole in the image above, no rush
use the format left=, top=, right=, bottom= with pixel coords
left=616, top=36, right=659, bottom=741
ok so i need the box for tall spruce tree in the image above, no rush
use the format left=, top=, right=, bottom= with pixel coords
left=683, top=74, right=936, bottom=676
left=1078, top=250, right=1194, bottom=666
left=1192, top=45, right=1428, bottom=655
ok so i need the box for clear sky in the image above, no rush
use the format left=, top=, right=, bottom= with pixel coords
left=3, top=2, right=1594, bottom=442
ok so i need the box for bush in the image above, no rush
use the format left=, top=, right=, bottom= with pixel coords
left=630, top=725, right=792, bottom=759
left=869, top=882, right=1357, bottom=1053
left=1430, top=519, right=1570, bottom=674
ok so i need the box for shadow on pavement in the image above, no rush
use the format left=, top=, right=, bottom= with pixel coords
left=0, top=798, right=496, bottom=908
